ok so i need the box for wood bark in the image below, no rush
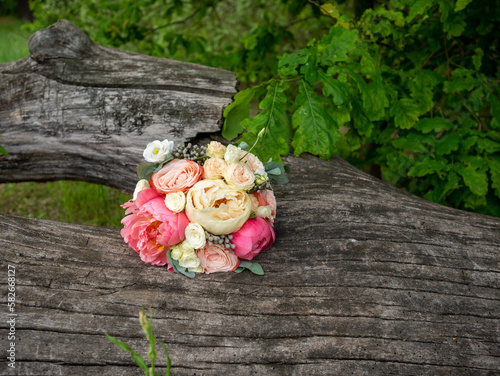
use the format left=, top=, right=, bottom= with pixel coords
left=1, top=21, right=499, bottom=376
left=0, top=19, right=236, bottom=192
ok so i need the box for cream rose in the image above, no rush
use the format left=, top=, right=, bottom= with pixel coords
left=133, top=179, right=150, bottom=201
left=165, top=191, right=186, bottom=213
left=203, top=158, right=227, bottom=180
left=224, top=144, right=242, bottom=164
left=223, top=163, right=255, bottom=192
left=185, top=223, right=206, bottom=249
left=185, top=179, right=251, bottom=235
left=206, top=141, right=226, bottom=159
left=143, top=139, right=174, bottom=163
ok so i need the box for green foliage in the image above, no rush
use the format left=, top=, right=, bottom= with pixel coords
left=26, top=0, right=331, bottom=84
left=22, top=0, right=500, bottom=217
left=223, top=0, right=500, bottom=217
left=106, top=308, right=171, bottom=376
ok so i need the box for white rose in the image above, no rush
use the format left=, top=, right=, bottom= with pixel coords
left=133, top=179, right=150, bottom=201
left=170, top=247, right=183, bottom=261
left=171, top=240, right=194, bottom=260
left=223, top=163, right=255, bottom=192
left=188, top=265, right=205, bottom=273
left=224, top=144, right=242, bottom=164
left=178, top=254, right=201, bottom=269
left=185, top=223, right=206, bottom=249
left=143, top=139, right=174, bottom=163
left=165, top=191, right=186, bottom=213
left=203, top=158, right=227, bottom=180
left=206, top=141, right=226, bottom=159
left=185, top=179, right=251, bottom=235
left=256, top=205, right=272, bottom=219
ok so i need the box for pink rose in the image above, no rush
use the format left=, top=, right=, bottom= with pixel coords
left=231, top=217, right=275, bottom=260
left=150, top=159, right=203, bottom=194
left=252, top=190, right=277, bottom=223
left=197, top=244, right=240, bottom=274
left=121, top=189, right=189, bottom=266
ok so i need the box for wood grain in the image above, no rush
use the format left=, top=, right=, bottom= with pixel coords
left=0, top=20, right=499, bottom=376
left=1, top=154, right=499, bottom=375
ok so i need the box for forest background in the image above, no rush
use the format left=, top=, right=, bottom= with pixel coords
left=0, top=0, right=499, bottom=226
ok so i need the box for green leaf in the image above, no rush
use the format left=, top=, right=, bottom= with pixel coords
left=0, top=145, right=7, bottom=156
left=443, top=69, right=480, bottom=93
left=269, top=174, right=289, bottom=185
left=409, top=70, right=436, bottom=114
left=392, top=132, right=434, bottom=153
left=105, top=333, right=149, bottom=371
left=455, top=0, right=472, bottom=11
left=359, top=73, right=389, bottom=121
left=414, top=117, right=453, bottom=133
left=278, top=48, right=308, bottom=78
left=137, top=161, right=158, bottom=180
left=407, top=0, right=434, bottom=22
left=237, top=261, right=264, bottom=275
left=318, top=26, right=358, bottom=66
left=162, top=343, right=172, bottom=376
left=456, top=156, right=488, bottom=196
left=167, top=250, right=196, bottom=278
left=318, top=70, right=350, bottom=106
left=489, top=93, right=500, bottom=130
left=240, top=80, right=292, bottom=163
left=472, top=48, right=484, bottom=71
left=435, top=132, right=460, bottom=155
left=477, top=138, right=500, bottom=154
left=391, top=98, right=420, bottom=129
left=408, top=157, right=448, bottom=177
left=488, top=156, right=500, bottom=196
left=351, top=99, right=373, bottom=137
left=223, top=87, right=256, bottom=140
left=292, top=79, right=340, bottom=160
left=264, top=161, right=285, bottom=174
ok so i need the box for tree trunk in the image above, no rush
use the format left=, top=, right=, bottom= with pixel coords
left=0, top=20, right=499, bottom=376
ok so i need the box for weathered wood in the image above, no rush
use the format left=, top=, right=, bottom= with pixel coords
left=0, top=19, right=237, bottom=192
left=1, top=21, right=499, bottom=375
left=1, top=154, right=499, bottom=375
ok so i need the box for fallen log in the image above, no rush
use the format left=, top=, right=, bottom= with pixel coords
left=0, top=20, right=499, bottom=376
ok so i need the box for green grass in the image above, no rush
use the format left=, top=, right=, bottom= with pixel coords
left=0, top=18, right=132, bottom=228
left=0, top=17, right=30, bottom=63
left=0, top=181, right=131, bottom=227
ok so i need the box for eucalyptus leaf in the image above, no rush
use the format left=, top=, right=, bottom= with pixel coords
left=270, top=174, right=289, bottom=185
left=167, top=250, right=196, bottom=278
left=236, top=261, right=265, bottom=275
left=266, top=167, right=282, bottom=175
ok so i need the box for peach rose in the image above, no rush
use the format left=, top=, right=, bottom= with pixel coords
left=203, top=158, right=227, bottom=180
left=223, top=163, right=255, bottom=191
left=197, top=244, right=239, bottom=274
left=150, top=159, right=203, bottom=194
left=253, top=190, right=276, bottom=223
left=185, top=179, right=251, bottom=235
left=240, top=151, right=264, bottom=173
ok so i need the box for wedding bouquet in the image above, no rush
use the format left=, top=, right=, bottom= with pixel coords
left=120, top=136, right=287, bottom=277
